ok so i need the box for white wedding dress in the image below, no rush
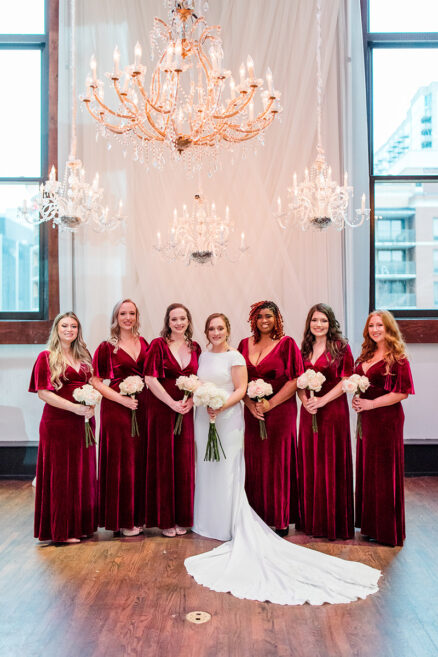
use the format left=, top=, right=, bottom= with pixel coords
left=185, top=350, right=381, bottom=606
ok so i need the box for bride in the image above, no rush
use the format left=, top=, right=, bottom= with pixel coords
left=185, top=313, right=381, bottom=606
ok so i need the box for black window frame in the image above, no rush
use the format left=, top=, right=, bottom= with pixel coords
left=362, top=1, right=438, bottom=340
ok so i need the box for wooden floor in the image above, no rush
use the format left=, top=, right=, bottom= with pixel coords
left=1, top=479, right=437, bottom=657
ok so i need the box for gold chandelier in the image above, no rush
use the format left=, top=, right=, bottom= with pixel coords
left=82, top=0, right=282, bottom=172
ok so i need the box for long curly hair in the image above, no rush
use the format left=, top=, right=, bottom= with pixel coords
left=357, top=310, right=408, bottom=372
left=204, top=313, right=231, bottom=347
left=47, top=312, right=92, bottom=390
left=160, top=303, right=195, bottom=350
left=301, top=303, right=347, bottom=363
left=108, top=299, right=140, bottom=351
left=248, top=300, right=284, bottom=343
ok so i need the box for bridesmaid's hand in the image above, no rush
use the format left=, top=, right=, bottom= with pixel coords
left=171, top=399, right=191, bottom=414
left=300, top=396, right=316, bottom=415
left=184, top=397, right=194, bottom=412
left=306, top=396, right=324, bottom=413
left=352, top=398, right=373, bottom=413
left=246, top=399, right=264, bottom=421
left=119, top=395, right=138, bottom=410
left=255, top=399, right=271, bottom=414
left=73, top=404, right=94, bottom=419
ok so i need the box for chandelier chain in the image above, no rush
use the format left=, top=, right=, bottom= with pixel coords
left=316, top=0, right=322, bottom=149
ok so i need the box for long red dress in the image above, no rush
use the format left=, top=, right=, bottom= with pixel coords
left=93, top=338, right=149, bottom=531
left=355, top=358, right=414, bottom=546
left=238, top=336, right=304, bottom=529
left=143, top=337, right=201, bottom=529
left=29, top=351, right=97, bottom=542
left=297, top=345, right=354, bottom=540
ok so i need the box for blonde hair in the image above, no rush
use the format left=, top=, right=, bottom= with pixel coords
left=108, top=299, right=140, bottom=351
left=47, top=312, right=92, bottom=390
left=357, top=310, right=408, bottom=373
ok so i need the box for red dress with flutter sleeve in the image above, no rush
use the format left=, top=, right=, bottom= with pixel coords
left=354, top=358, right=414, bottom=546
left=238, top=336, right=304, bottom=529
left=297, top=345, right=354, bottom=539
left=93, top=337, right=149, bottom=531
left=143, top=337, right=201, bottom=529
left=29, top=351, right=97, bottom=542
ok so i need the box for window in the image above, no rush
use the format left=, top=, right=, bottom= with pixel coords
left=434, top=250, right=438, bottom=274
left=0, top=0, right=59, bottom=342
left=364, top=0, right=438, bottom=340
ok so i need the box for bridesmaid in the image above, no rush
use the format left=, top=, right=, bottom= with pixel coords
left=238, top=301, right=303, bottom=536
left=91, top=299, right=149, bottom=537
left=353, top=310, right=414, bottom=547
left=143, top=303, right=201, bottom=537
left=29, top=312, right=97, bottom=543
left=297, top=303, right=354, bottom=540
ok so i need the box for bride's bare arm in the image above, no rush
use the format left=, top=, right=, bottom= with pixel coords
left=207, top=365, right=247, bottom=418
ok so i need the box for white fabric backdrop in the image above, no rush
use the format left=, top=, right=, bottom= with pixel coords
left=58, top=0, right=365, bottom=350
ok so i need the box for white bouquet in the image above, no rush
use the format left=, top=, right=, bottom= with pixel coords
left=193, top=382, right=228, bottom=461
left=73, top=384, right=102, bottom=447
left=247, top=379, right=274, bottom=440
left=342, top=374, right=370, bottom=439
left=120, top=375, right=145, bottom=437
left=174, top=374, right=200, bottom=436
left=297, top=369, right=326, bottom=433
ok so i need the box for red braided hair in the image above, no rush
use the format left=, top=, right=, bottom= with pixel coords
left=248, top=300, right=284, bottom=343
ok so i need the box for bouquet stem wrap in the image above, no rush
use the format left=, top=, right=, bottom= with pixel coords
left=255, top=397, right=268, bottom=440
left=309, top=390, right=318, bottom=434
left=130, top=397, right=140, bottom=437
left=84, top=416, right=97, bottom=448
left=174, top=393, right=189, bottom=436
left=204, top=419, right=226, bottom=462
left=355, top=393, right=363, bottom=439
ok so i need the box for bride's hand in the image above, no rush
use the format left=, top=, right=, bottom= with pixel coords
left=246, top=399, right=264, bottom=421
left=207, top=405, right=223, bottom=420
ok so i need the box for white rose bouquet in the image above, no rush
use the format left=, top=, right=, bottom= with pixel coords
left=193, top=382, right=228, bottom=461
left=246, top=379, right=274, bottom=440
left=119, top=375, right=145, bottom=437
left=72, top=384, right=102, bottom=447
left=342, top=374, right=370, bottom=439
left=297, top=369, right=326, bottom=433
left=174, top=374, right=201, bottom=436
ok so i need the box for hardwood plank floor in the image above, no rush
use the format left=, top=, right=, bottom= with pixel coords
left=0, top=478, right=437, bottom=657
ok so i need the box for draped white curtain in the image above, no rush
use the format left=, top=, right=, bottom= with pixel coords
left=58, top=0, right=366, bottom=350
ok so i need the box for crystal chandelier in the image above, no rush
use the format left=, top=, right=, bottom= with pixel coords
left=18, top=0, right=125, bottom=232
left=154, top=191, right=248, bottom=265
left=82, top=0, right=282, bottom=174
left=274, top=0, right=369, bottom=232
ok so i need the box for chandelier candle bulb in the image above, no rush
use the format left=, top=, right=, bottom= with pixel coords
left=361, top=193, right=366, bottom=212
left=49, top=166, right=56, bottom=182
left=113, top=46, right=120, bottom=76
left=293, top=172, right=297, bottom=189
left=277, top=196, right=282, bottom=214
left=90, top=55, right=97, bottom=83
left=211, top=202, right=216, bottom=217
left=249, top=100, right=254, bottom=122
left=134, top=41, right=142, bottom=68
left=240, top=232, right=246, bottom=249
left=239, top=62, right=245, bottom=86
left=247, top=55, right=255, bottom=80
left=229, top=77, right=236, bottom=99
left=225, top=206, right=230, bottom=221
left=156, top=231, right=162, bottom=248
left=175, top=41, right=183, bottom=70
left=344, top=172, right=348, bottom=187
left=266, top=67, right=273, bottom=94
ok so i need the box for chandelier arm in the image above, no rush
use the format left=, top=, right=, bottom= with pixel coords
left=90, top=87, right=136, bottom=121
left=112, top=80, right=143, bottom=118
left=213, top=86, right=257, bottom=121
left=215, top=90, right=273, bottom=121
left=136, top=75, right=171, bottom=117
left=154, top=16, right=172, bottom=40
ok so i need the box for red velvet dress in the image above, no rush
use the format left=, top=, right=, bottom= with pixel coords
left=297, top=346, right=354, bottom=540
left=29, top=351, right=97, bottom=542
left=143, top=337, right=201, bottom=529
left=238, top=336, right=304, bottom=528
left=355, top=359, right=414, bottom=546
left=93, top=338, right=149, bottom=531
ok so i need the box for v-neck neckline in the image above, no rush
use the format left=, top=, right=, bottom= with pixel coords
left=309, top=350, right=326, bottom=367
left=248, top=336, right=284, bottom=368
left=166, top=339, right=191, bottom=371
left=118, top=338, right=143, bottom=363
left=361, top=358, right=383, bottom=375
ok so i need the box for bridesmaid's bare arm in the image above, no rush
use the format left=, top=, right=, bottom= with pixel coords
left=37, top=390, right=94, bottom=419
left=91, top=376, right=137, bottom=410
left=144, top=376, right=188, bottom=414
left=353, top=391, right=408, bottom=412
